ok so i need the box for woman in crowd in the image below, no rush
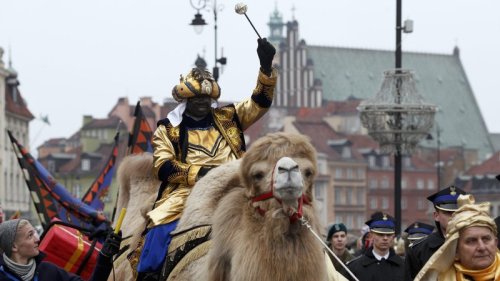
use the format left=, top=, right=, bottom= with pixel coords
left=0, top=219, right=121, bottom=281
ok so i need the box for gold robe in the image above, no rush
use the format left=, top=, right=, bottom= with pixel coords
left=148, top=69, right=277, bottom=227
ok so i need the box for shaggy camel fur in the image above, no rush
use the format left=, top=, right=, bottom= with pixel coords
left=203, top=132, right=327, bottom=281
left=108, top=152, right=159, bottom=281
left=168, top=132, right=344, bottom=281
left=110, top=133, right=346, bottom=281
left=108, top=153, right=241, bottom=281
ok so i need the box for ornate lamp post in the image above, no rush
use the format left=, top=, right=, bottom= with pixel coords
left=358, top=0, right=436, bottom=235
left=189, top=0, right=227, bottom=81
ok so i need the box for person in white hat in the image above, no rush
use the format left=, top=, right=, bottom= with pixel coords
left=415, top=194, right=500, bottom=281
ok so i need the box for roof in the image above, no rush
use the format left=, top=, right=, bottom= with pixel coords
left=41, top=138, right=67, bottom=147
left=81, top=116, right=122, bottom=130
left=292, top=119, right=363, bottom=161
left=4, top=78, right=34, bottom=120
left=307, top=45, right=493, bottom=159
left=465, top=151, right=500, bottom=176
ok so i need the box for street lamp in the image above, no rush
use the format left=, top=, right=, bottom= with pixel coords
left=358, top=0, right=436, bottom=235
left=189, top=0, right=227, bottom=81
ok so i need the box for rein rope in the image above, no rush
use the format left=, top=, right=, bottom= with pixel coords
left=299, top=217, right=360, bottom=281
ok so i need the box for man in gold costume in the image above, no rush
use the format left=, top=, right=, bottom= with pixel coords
left=136, top=38, right=277, bottom=279
left=415, top=194, right=500, bottom=281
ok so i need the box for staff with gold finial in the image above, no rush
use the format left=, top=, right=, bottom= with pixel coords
left=114, top=208, right=126, bottom=234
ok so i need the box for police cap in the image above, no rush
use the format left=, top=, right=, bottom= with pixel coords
left=365, top=213, right=395, bottom=235
left=404, top=222, right=434, bottom=241
left=427, top=185, right=467, bottom=212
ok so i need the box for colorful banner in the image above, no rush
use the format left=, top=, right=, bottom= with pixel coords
left=81, top=132, right=119, bottom=211
left=128, top=101, right=153, bottom=154
left=8, top=131, right=108, bottom=230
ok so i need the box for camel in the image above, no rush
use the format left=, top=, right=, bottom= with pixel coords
left=109, top=152, right=159, bottom=281
left=110, top=132, right=346, bottom=281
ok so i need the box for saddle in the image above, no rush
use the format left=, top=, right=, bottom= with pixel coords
left=160, top=224, right=212, bottom=281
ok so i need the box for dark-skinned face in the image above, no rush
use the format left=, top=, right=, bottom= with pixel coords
left=185, top=96, right=212, bottom=119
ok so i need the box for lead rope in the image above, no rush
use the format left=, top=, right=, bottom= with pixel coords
left=299, top=217, right=360, bottom=281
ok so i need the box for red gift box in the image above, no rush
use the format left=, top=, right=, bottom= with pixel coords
left=39, top=224, right=102, bottom=280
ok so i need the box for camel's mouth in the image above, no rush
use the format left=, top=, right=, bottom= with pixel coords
left=274, top=186, right=303, bottom=201
left=251, top=156, right=311, bottom=223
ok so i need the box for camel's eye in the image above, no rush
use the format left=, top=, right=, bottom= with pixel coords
left=252, top=171, right=265, bottom=181
left=304, top=169, right=313, bottom=179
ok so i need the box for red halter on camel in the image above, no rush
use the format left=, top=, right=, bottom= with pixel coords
left=251, top=157, right=311, bottom=223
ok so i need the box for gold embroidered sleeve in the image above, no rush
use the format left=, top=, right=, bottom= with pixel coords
left=152, top=125, right=201, bottom=186
left=235, top=68, right=278, bottom=130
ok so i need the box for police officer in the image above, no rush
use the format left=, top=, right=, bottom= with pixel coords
left=404, top=185, right=467, bottom=281
left=404, top=221, right=434, bottom=247
left=346, top=213, right=404, bottom=281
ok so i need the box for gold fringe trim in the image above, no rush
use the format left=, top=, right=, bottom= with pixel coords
left=168, top=225, right=211, bottom=254
left=167, top=240, right=212, bottom=281
left=127, top=235, right=146, bottom=280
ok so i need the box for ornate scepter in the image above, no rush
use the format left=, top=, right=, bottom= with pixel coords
left=234, top=3, right=262, bottom=39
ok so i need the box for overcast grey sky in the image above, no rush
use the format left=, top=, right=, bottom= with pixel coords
left=1, top=0, right=499, bottom=153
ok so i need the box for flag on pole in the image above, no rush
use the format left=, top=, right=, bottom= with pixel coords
left=128, top=101, right=153, bottom=154
left=81, top=132, right=119, bottom=211
left=8, top=130, right=108, bottom=230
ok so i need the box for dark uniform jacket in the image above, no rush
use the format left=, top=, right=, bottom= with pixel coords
left=0, top=252, right=112, bottom=281
left=327, top=249, right=354, bottom=279
left=346, top=247, right=404, bottom=281
left=404, top=231, right=444, bottom=281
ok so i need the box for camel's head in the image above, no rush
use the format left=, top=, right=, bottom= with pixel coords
left=272, top=157, right=304, bottom=205
left=241, top=132, right=317, bottom=222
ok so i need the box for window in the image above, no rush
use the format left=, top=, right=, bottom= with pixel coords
left=417, top=179, right=425, bottom=190
left=315, top=182, right=326, bottom=199
left=48, top=160, right=56, bottom=173
left=368, top=156, right=376, bottom=167
left=427, top=179, right=434, bottom=190
left=381, top=177, right=390, bottom=189
left=402, top=178, right=407, bottom=189
left=81, top=159, right=91, bottom=171
left=370, top=198, right=378, bottom=209
left=342, top=147, right=352, bottom=158
left=382, top=197, right=389, bottom=210
left=317, top=159, right=328, bottom=175
left=74, top=184, right=81, bottom=198
left=357, top=189, right=365, bottom=205
left=357, top=215, right=365, bottom=229
left=346, top=188, right=353, bottom=204
left=346, top=168, right=354, bottom=179
left=357, top=168, right=365, bottom=179
left=335, top=214, right=343, bottom=224
left=402, top=197, right=407, bottom=210
left=382, top=156, right=390, bottom=168
left=335, top=188, right=343, bottom=204
left=346, top=215, right=354, bottom=228
left=335, top=168, right=342, bottom=179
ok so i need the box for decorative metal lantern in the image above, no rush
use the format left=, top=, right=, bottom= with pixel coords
left=358, top=69, right=436, bottom=154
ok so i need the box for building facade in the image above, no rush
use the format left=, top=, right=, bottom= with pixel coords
left=0, top=48, right=34, bottom=219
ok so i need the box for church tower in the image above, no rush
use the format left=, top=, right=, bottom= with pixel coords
left=267, top=4, right=285, bottom=48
